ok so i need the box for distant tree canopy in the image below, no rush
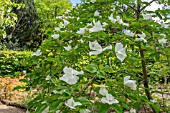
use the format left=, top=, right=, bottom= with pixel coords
left=0, top=0, right=72, bottom=50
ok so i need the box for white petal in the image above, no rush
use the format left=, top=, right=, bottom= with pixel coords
left=124, top=80, right=136, bottom=90
left=59, top=74, right=79, bottom=85
left=115, top=43, right=123, bottom=52
left=45, top=75, right=51, bottom=80
left=89, top=50, right=103, bottom=56
left=116, top=52, right=126, bottom=62
left=99, top=87, right=108, bottom=96
left=77, top=28, right=85, bottom=35
left=89, top=41, right=102, bottom=50
left=108, top=14, right=116, bottom=23
left=89, top=21, right=103, bottom=33
left=42, top=106, right=49, bottom=113
left=94, top=10, right=100, bottom=17
left=130, top=108, right=136, bottom=113
left=65, top=97, right=81, bottom=109
left=158, top=38, right=167, bottom=45
left=102, top=45, right=112, bottom=51
left=52, top=34, right=59, bottom=39
left=124, top=30, right=134, bottom=37
left=64, top=45, right=72, bottom=51
left=54, top=27, right=60, bottom=31
left=124, top=76, right=130, bottom=83
left=101, top=97, right=108, bottom=103
left=79, top=109, right=91, bottom=113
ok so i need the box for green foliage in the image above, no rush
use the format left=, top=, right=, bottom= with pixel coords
left=23, top=0, right=170, bottom=112
left=0, top=0, right=23, bottom=38
left=0, top=50, right=33, bottom=77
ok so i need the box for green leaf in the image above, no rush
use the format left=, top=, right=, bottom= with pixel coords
left=50, top=101, right=63, bottom=112
left=33, top=104, right=47, bottom=113
left=112, top=104, right=122, bottom=113
left=97, top=102, right=110, bottom=113
left=85, top=64, right=97, bottom=73
left=151, top=104, right=160, bottom=113
left=103, top=65, right=113, bottom=73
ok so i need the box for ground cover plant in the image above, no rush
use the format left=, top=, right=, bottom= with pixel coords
left=1, top=0, right=170, bottom=113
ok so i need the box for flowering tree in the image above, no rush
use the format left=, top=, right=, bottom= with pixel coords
left=25, top=0, right=170, bottom=112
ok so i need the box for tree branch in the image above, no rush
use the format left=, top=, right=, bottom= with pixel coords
left=140, top=0, right=159, bottom=12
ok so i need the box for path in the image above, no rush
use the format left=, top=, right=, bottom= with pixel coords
left=0, top=103, right=25, bottom=113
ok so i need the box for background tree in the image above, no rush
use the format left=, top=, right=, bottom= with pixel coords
left=0, top=0, right=72, bottom=50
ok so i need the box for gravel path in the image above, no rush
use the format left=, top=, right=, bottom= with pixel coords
left=0, top=105, right=25, bottom=113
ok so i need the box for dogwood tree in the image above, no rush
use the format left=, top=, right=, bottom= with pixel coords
left=25, top=0, right=170, bottom=112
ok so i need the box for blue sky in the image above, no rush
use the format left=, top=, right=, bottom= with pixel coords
left=70, top=0, right=81, bottom=6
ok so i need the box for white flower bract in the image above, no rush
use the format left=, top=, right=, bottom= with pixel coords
left=124, top=30, right=134, bottom=37
left=65, top=97, right=82, bottom=109
left=158, top=38, right=167, bottom=46
left=89, top=20, right=104, bottom=33
left=64, top=45, right=72, bottom=51
left=45, top=75, right=51, bottom=80
left=101, top=94, right=119, bottom=105
left=59, top=66, right=84, bottom=85
left=135, top=32, right=147, bottom=42
left=89, top=40, right=112, bottom=56
left=99, top=87, right=108, bottom=96
left=115, top=43, right=127, bottom=62
left=108, top=14, right=116, bottom=23
left=77, top=28, right=85, bottom=35
left=79, top=109, right=91, bottom=113
left=124, top=76, right=137, bottom=90
left=52, top=34, right=59, bottom=39
left=94, top=10, right=100, bottom=17
left=32, top=50, right=42, bottom=56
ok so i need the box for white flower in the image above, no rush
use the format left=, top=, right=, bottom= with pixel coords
left=142, top=14, right=152, bottom=20
left=63, top=66, right=84, bottom=75
left=94, top=10, right=100, bottom=17
left=54, top=27, right=60, bottom=31
left=90, top=0, right=96, bottom=3
left=26, top=110, right=30, bottom=113
left=161, top=23, right=169, bottom=28
left=130, top=108, right=136, bottom=113
left=42, top=106, right=49, bottom=113
left=65, top=9, right=71, bottom=14
left=23, top=70, right=26, bottom=74
left=115, top=43, right=127, bottom=62
left=60, top=19, right=69, bottom=27
left=52, top=34, right=59, bottom=39
left=99, top=87, right=108, bottom=96
left=135, top=32, right=147, bottom=42
left=124, top=76, right=137, bottom=90
left=89, top=40, right=112, bottom=56
left=124, top=30, right=134, bottom=37
left=77, top=28, right=85, bottom=35
left=102, top=22, right=108, bottom=27
left=59, top=66, right=84, bottom=85
left=158, top=38, right=167, bottom=46
left=79, top=109, right=91, bottom=113
left=77, top=17, right=80, bottom=20
left=32, top=50, right=42, bottom=56
left=45, top=75, right=51, bottom=80
left=89, top=20, right=104, bottom=33
left=101, top=94, right=119, bottom=105
left=65, top=97, right=82, bottom=109
left=56, top=110, right=62, bottom=113
left=60, top=74, right=79, bottom=85
left=150, top=99, right=156, bottom=103
left=108, top=14, right=116, bottom=23
left=64, top=45, right=72, bottom=51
